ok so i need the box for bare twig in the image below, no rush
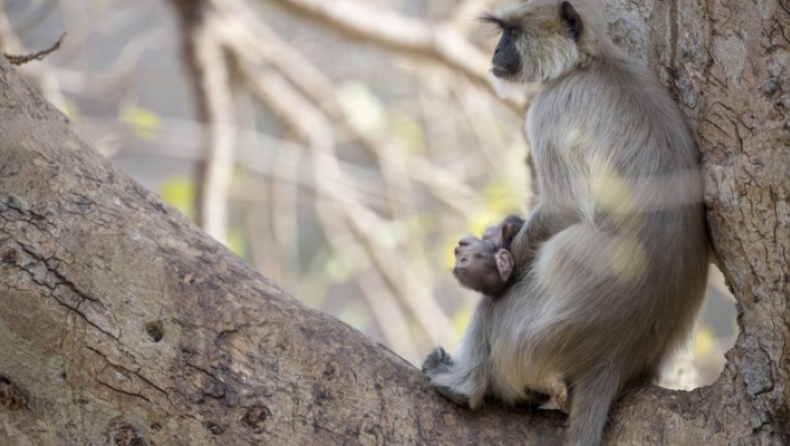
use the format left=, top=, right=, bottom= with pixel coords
left=0, top=0, right=66, bottom=109
left=227, top=54, right=456, bottom=350
left=343, top=200, right=458, bottom=348
left=266, top=0, right=486, bottom=75
left=212, top=0, right=482, bottom=213
left=168, top=0, right=508, bottom=356
left=264, top=0, right=523, bottom=111
left=234, top=50, right=420, bottom=357
left=172, top=0, right=236, bottom=243
left=4, top=33, right=65, bottom=66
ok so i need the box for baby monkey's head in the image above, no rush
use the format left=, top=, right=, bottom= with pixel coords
left=482, top=0, right=604, bottom=88
left=453, top=216, right=525, bottom=297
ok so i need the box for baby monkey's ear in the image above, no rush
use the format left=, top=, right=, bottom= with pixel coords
left=495, top=249, right=514, bottom=282
left=560, top=1, right=584, bottom=42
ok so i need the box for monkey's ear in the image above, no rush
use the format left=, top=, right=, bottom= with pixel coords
left=495, top=249, right=514, bottom=282
left=560, top=1, right=583, bottom=42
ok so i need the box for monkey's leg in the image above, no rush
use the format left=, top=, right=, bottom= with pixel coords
left=622, top=366, right=659, bottom=392
left=566, top=372, right=620, bottom=446
left=422, top=299, right=494, bottom=409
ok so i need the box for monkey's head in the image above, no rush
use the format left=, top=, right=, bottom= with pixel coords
left=482, top=0, right=605, bottom=88
left=453, top=235, right=514, bottom=297
left=453, top=216, right=524, bottom=296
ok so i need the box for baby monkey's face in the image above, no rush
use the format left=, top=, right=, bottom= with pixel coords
left=453, top=214, right=525, bottom=297
left=453, top=235, right=512, bottom=297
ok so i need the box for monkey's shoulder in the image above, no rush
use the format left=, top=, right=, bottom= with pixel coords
left=533, top=61, right=675, bottom=120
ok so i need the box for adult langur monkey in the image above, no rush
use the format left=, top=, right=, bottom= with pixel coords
left=422, top=1, right=709, bottom=445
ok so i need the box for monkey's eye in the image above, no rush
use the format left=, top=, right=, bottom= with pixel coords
left=479, top=14, right=509, bottom=32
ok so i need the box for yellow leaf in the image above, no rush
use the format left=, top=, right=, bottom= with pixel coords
left=693, top=326, right=716, bottom=357
left=59, top=98, right=79, bottom=121
left=158, top=176, right=195, bottom=220
left=226, top=227, right=247, bottom=258
left=123, top=105, right=163, bottom=140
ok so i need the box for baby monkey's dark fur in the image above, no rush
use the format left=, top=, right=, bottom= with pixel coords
left=453, top=215, right=525, bottom=297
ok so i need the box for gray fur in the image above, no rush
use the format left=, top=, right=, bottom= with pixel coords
left=423, top=1, right=709, bottom=445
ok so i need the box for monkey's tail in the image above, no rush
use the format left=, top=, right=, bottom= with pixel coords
left=567, top=371, right=620, bottom=446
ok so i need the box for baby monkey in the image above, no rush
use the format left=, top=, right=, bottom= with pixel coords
left=451, top=215, right=569, bottom=412
left=453, top=215, right=524, bottom=297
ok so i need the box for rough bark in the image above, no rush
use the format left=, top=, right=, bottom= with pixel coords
left=602, top=0, right=790, bottom=442
left=0, top=1, right=788, bottom=445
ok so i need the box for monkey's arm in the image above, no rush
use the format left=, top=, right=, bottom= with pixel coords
left=508, top=201, right=576, bottom=265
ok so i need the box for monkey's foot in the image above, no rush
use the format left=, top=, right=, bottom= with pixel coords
left=515, top=387, right=551, bottom=410
left=422, top=348, right=474, bottom=407
left=422, top=347, right=453, bottom=374
left=432, top=384, right=472, bottom=407
left=551, top=381, right=569, bottom=414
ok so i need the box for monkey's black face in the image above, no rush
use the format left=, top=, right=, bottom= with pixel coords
left=481, top=14, right=522, bottom=79
left=491, top=29, right=522, bottom=79
left=482, top=2, right=585, bottom=85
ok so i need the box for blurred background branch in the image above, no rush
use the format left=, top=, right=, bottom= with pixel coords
left=0, top=0, right=735, bottom=385
left=172, top=0, right=237, bottom=242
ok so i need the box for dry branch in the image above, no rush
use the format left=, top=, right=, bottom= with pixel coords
left=264, top=0, right=525, bottom=113
left=235, top=54, right=421, bottom=357
left=203, top=0, right=464, bottom=351
left=268, top=0, right=487, bottom=79
left=213, top=0, right=484, bottom=213
left=173, top=0, right=237, bottom=243
left=0, top=0, right=67, bottom=109
left=0, top=46, right=783, bottom=442
left=3, top=33, right=64, bottom=66
left=1, top=0, right=787, bottom=444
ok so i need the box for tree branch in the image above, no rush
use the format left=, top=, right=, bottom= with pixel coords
left=3, top=33, right=64, bottom=66
left=173, top=0, right=237, bottom=243
left=264, top=0, right=524, bottom=112
left=1, top=0, right=787, bottom=443
left=0, top=51, right=765, bottom=446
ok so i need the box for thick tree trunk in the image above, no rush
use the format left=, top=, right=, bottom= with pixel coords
left=605, top=0, right=790, bottom=442
left=0, top=0, right=788, bottom=444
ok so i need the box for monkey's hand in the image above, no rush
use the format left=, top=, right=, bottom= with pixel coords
left=481, top=215, right=525, bottom=246
left=422, top=348, right=472, bottom=407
